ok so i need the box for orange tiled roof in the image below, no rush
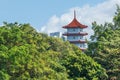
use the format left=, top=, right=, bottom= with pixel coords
left=63, top=10, right=87, bottom=28
left=63, top=18, right=87, bottom=28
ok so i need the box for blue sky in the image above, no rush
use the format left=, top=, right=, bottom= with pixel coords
left=0, top=0, right=120, bottom=39
left=0, top=0, right=105, bottom=29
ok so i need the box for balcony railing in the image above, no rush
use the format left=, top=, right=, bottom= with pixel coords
left=69, top=40, right=87, bottom=43
left=63, top=32, right=88, bottom=36
left=67, top=38, right=85, bottom=41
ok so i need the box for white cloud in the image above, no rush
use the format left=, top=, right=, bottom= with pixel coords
left=40, top=0, right=120, bottom=39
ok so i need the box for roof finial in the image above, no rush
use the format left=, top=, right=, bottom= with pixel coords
left=74, top=10, right=76, bottom=19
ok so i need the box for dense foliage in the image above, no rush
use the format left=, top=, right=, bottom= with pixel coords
left=86, top=5, right=120, bottom=80
left=0, top=22, right=107, bottom=80
left=2, top=5, right=120, bottom=80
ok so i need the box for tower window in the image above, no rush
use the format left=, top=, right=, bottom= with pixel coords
left=80, top=36, right=83, bottom=39
left=73, top=36, right=75, bottom=39
left=80, top=44, right=82, bottom=47
left=80, top=29, right=83, bottom=32
left=73, top=29, right=75, bottom=31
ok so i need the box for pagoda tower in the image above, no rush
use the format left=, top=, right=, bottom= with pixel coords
left=62, top=11, right=88, bottom=51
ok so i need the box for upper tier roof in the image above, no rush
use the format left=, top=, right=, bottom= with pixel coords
left=63, top=11, right=88, bottom=29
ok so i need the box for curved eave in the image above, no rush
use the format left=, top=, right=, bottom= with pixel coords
left=62, top=18, right=88, bottom=29
left=63, top=33, right=88, bottom=36
left=69, top=40, right=87, bottom=43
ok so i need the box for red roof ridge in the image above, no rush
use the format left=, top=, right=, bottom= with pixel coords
left=63, top=18, right=87, bottom=28
left=63, top=11, right=88, bottom=28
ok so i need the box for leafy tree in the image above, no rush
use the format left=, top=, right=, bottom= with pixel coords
left=113, top=5, right=120, bottom=29
left=86, top=6, right=120, bottom=79
left=0, top=22, right=107, bottom=80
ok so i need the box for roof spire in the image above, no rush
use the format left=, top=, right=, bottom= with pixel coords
left=74, top=10, right=76, bottom=19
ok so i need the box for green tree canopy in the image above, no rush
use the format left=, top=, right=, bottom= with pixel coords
left=0, top=22, right=107, bottom=80
left=86, top=5, right=120, bottom=80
